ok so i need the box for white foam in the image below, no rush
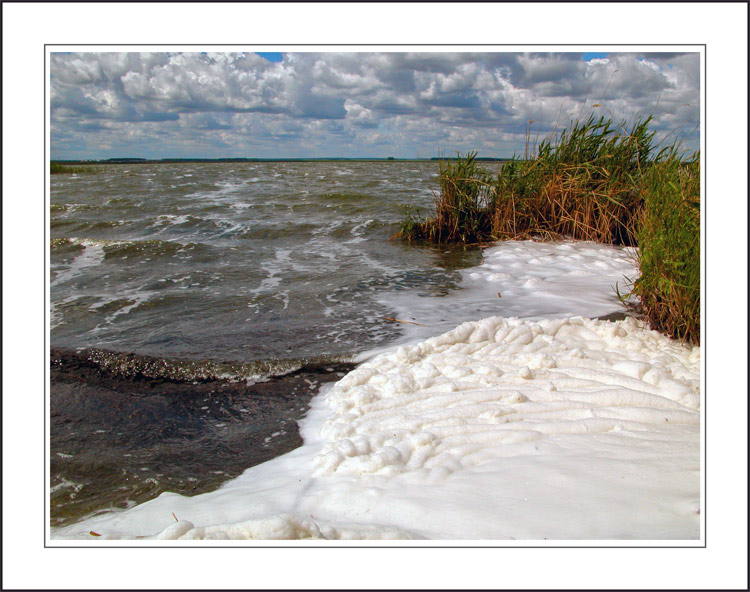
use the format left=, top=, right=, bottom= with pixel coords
left=50, top=294, right=80, bottom=330
left=50, top=240, right=106, bottom=287
left=249, top=248, right=292, bottom=295
left=52, top=321, right=699, bottom=541
left=371, top=240, right=638, bottom=355
left=184, top=180, right=248, bottom=201
left=51, top=241, right=700, bottom=542
left=88, top=287, right=157, bottom=323
left=152, top=214, right=192, bottom=227
left=50, top=478, right=83, bottom=495
left=345, top=218, right=374, bottom=243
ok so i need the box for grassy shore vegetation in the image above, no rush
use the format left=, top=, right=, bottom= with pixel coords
left=50, top=162, right=98, bottom=175
left=631, top=152, right=700, bottom=343
left=399, top=115, right=700, bottom=344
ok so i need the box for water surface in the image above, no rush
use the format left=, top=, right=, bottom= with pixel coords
left=51, top=161, right=484, bottom=364
left=49, top=161, right=487, bottom=525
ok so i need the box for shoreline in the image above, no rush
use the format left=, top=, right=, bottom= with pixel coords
left=50, top=346, right=356, bottom=527
left=50, top=237, right=645, bottom=530
left=52, top=314, right=700, bottom=540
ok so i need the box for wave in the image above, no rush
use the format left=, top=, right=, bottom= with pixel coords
left=237, top=222, right=322, bottom=241
left=51, top=347, right=356, bottom=385
left=321, top=191, right=381, bottom=205
left=51, top=237, right=205, bottom=259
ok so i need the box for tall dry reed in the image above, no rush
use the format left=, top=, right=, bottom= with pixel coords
left=400, top=115, right=701, bottom=343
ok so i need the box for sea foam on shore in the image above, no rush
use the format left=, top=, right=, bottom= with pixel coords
left=51, top=241, right=701, bottom=541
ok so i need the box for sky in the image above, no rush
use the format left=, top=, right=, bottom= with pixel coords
left=49, top=51, right=700, bottom=160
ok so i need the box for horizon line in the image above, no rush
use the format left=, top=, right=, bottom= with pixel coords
left=51, top=156, right=514, bottom=163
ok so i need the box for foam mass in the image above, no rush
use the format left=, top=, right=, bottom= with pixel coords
left=54, top=315, right=699, bottom=541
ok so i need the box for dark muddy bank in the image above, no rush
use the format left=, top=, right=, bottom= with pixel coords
left=50, top=348, right=355, bottom=527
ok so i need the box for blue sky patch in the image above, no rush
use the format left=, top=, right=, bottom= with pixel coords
left=582, top=52, right=608, bottom=61
left=256, top=52, right=283, bottom=63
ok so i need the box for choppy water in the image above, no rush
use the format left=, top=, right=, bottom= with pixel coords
left=49, top=161, right=490, bottom=524
left=50, top=161, right=485, bottom=366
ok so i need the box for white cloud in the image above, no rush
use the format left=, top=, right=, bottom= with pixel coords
left=50, top=51, right=700, bottom=159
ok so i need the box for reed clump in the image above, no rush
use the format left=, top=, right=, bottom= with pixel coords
left=401, top=115, right=660, bottom=246
left=403, top=152, right=495, bottom=243
left=631, top=152, right=700, bottom=343
left=400, top=115, right=700, bottom=344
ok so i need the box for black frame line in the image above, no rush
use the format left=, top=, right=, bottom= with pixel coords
left=44, top=42, right=707, bottom=550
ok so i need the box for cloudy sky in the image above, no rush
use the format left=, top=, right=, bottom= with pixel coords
left=50, top=50, right=700, bottom=160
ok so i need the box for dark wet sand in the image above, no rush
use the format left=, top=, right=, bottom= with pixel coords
left=50, top=348, right=355, bottom=527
